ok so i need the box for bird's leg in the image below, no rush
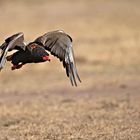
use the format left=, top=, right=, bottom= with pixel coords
left=11, top=63, right=24, bottom=70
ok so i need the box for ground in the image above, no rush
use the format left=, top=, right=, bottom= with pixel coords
left=0, top=0, right=140, bottom=139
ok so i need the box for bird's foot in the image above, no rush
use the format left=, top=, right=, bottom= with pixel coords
left=11, top=64, right=23, bottom=70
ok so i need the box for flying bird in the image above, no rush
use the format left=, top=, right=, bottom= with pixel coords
left=0, top=30, right=81, bottom=86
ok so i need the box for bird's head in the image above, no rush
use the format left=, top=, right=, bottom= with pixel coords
left=42, top=55, right=51, bottom=62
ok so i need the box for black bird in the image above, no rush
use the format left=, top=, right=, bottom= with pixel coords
left=9, top=43, right=50, bottom=70
left=0, top=30, right=81, bottom=86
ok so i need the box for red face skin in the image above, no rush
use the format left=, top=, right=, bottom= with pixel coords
left=42, top=55, right=51, bottom=61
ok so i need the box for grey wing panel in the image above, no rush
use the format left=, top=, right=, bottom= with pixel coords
left=64, top=46, right=81, bottom=86
left=0, top=32, right=25, bottom=70
left=34, top=30, right=81, bottom=86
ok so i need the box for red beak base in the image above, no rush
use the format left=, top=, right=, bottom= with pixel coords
left=42, top=56, right=51, bottom=61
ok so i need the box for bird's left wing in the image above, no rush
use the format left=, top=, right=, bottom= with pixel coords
left=0, top=32, right=25, bottom=71
left=34, top=30, right=81, bottom=86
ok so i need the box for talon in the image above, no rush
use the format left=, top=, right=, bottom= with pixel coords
left=11, top=65, right=17, bottom=70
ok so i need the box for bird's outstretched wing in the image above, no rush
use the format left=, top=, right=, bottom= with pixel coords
left=0, top=32, right=25, bottom=71
left=34, top=30, right=81, bottom=86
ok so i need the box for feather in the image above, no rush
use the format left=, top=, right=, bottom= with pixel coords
left=0, top=32, right=25, bottom=71
left=34, top=30, right=81, bottom=86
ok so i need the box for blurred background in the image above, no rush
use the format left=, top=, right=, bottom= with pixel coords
left=1, top=0, right=140, bottom=92
left=0, top=0, right=140, bottom=139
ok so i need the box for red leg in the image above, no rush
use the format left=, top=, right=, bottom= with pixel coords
left=11, top=64, right=23, bottom=70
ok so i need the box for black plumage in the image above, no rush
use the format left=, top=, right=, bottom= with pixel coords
left=0, top=30, right=81, bottom=86
left=11, top=43, right=49, bottom=65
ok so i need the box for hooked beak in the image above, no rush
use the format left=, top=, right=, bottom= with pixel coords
left=42, top=56, right=51, bottom=62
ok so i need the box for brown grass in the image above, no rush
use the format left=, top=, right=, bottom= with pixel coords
left=0, top=0, right=140, bottom=139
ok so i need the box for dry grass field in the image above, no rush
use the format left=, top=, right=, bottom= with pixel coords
left=0, top=0, right=140, bottom=139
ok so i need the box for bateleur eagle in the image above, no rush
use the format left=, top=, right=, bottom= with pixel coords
left=0, top=30, right=81, bottom=86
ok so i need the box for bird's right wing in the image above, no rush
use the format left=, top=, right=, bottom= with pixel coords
left=34, top=30, right=81, bottom=86
left=0, top=32, right=25, bottom=71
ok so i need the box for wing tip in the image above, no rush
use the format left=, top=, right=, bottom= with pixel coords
left=69, top=64, right=81, bottom=87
